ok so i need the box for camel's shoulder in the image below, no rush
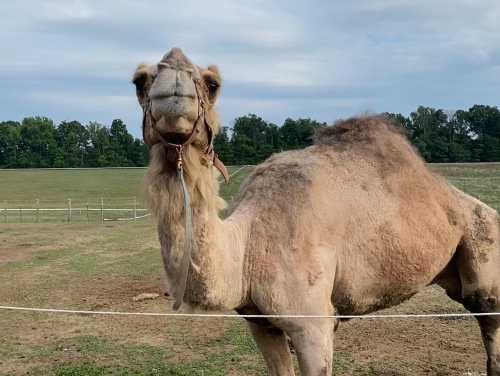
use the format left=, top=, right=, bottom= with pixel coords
left=226, top=149, right=318, bottom=216
left=242, top=149, right=317, bottom=193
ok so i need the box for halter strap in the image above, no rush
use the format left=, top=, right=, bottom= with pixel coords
left=143, top=77, right=229, bottom=182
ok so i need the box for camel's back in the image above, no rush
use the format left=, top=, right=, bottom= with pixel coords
left=231, top=116, right=471, bottom=314
left=233, top=116, right=460, bottom=226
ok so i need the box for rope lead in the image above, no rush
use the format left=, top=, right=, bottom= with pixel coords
left=173, top=163, right=193, bottom=311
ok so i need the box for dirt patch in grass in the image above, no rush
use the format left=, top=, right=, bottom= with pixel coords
left=0, top=224, right=108, bottom=263
left=335, top=287, right=485, bottom=375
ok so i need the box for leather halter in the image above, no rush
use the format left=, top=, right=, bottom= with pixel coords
left=141, top=67, right=229, bottom=310
left=142, top=73, right=229, bottom=183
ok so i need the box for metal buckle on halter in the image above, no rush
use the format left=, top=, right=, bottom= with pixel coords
left=175, top=145, right=183, bottom=171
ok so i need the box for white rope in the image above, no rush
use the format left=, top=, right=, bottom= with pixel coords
left=103, top=213, right=151, bottom=222
left=228, top=165, right=249, bottom=179
left=217, top=165, right=251, bottom=182
left=1, top=305, right=499, bottom=319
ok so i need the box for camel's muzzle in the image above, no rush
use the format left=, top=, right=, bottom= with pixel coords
left=140, top=47, right=230, bottom=182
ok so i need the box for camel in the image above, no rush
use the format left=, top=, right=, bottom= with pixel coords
left=133, top=48, right=500, bottom=375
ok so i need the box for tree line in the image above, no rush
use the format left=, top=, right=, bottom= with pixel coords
left=1, top=104, right=500, bottom=168
left=0, top=118, right=148, bottom=168
left=216, top=104, right=500, bottom=164
left=386, top=104, right=500, bottom=162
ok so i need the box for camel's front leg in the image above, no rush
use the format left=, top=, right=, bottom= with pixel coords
left=286, top=318, right=335, bottom=376
left=248, top=321, right=295, bottom=376
left=477, top=317, right=500, bottom=375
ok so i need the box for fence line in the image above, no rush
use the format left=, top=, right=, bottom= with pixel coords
left=1, top=305, right=499, bottom=320
left=1, top=208, right=148, bottom=212
left=0, top=166, right=253, bottom=224
left=0, top=197, right=149, bottom=224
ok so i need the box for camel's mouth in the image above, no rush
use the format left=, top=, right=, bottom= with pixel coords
left=151, top=113, right=197, bottom=140
left=151, top=93, right=196, bottom=101
left=161, top=131, right=190, bottom=145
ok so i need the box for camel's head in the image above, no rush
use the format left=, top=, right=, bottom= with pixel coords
left=133, top=48, right=221, bottom=148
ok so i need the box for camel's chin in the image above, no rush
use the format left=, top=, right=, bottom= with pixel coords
left=153, top=116, right=195, bottom=143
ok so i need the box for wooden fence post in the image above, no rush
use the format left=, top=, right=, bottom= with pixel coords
left=67, top=199, right=72, bottom=223
left=134, top=196, right=137, bottom=221
left=36, top=199, right=40, bottom=223
left=101, top=197, right=104, bottom=224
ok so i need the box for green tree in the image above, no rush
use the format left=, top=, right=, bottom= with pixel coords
left=109, top=119, right=134, bottom=166
left=409, top=106, right=449, bottom=162
left=280, top=118, right=324, bottom=150
left=17, top=117, right=58, bottom=167
left=214, top=126, right=234, bottom=165
left=384, top=112, right=411, bottom=133
left=56, top=121, right=89, bottom=167
left=466, top=105, right=500, bottom=161
left=231, top=114, right=273, bottom=164
left=129, top=139, right=149, bottom=166
left=86, top=122, right=112, bottom=167
left=0, top=121, right=21, bottom=168
left=444, top=110, right=472, bottom=162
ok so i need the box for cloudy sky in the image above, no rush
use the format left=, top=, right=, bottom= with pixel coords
left=2, top=0, right=500, bottom=137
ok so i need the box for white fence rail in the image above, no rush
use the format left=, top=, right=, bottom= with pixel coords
left=1, top=166, right=252, bottom=224
left=0, top=197, right=149, bottom=224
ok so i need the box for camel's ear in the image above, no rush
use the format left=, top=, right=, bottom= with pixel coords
left=202, top=65, right=221, bottom=106
left=132, top=64, right=157, bottom=145
left=132, top=64, right=153, bottom=108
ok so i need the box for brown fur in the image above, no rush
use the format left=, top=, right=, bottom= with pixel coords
left=136, top=49, right=500, bottom=375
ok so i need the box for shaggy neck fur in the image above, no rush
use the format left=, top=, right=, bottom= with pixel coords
left=145, top=144, right=250, bottom=310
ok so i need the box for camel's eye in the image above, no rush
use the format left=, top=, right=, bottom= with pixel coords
left=205, top=77, right=219, bottom=92
left=133, top=72, right=149, bottom=93
left=204, top=77, right=220, bottom=103
left=201, top=68, right=221, bottom=104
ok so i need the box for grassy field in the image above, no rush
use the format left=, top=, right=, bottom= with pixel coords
left=0, top=163, right=499, bottom=375
left=0, top=166, right=249, bottom=223
left=432, top=163, right=500, bottom=213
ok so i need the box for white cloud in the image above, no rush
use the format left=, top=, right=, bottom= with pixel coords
left=40, top=0, right=95, bottom=21
left=1, top=0, right=500, bottom=137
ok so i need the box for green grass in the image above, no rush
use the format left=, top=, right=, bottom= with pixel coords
left=0, top=166, right=248, bottom=223
left=0, top=167, right=249, bottom=205
left=431, top=162, right=500, bottom=212
left=0, top=169, right=146, bottom=206
left=1, top=163, right=499, bottom=375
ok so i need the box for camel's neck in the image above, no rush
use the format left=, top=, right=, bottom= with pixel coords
left=187, top=199, right=251, bottom=309
left=146, top=145, right=250, bottom=310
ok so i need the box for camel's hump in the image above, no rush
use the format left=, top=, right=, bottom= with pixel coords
left=314, top=115, right=405, bottom=146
